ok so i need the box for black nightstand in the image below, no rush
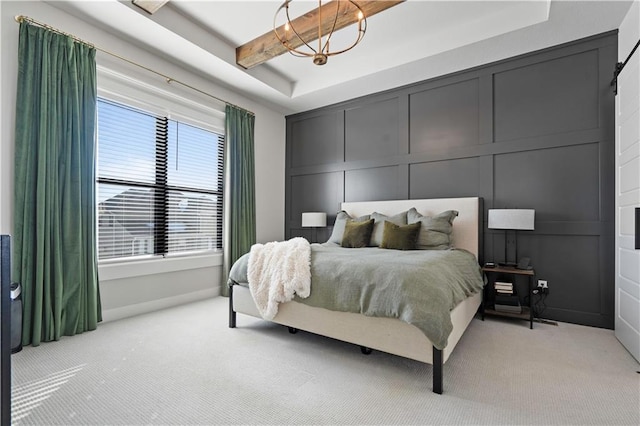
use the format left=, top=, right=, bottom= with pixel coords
left=481, top=265, right=535, bottom=329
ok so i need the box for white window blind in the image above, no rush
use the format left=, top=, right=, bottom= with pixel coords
left=97, top=98, right=224, bottom=260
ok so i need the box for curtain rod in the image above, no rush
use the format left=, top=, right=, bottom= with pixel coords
left=14, top=14, right=255, bottom=116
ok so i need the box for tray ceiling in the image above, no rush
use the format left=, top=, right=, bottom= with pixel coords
left=48, top=1, right=633, bottom=114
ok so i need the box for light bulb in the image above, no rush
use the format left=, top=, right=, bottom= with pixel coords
left=357, top=11, right=363, bottom=20
left=285, top=22, right=290, bottom=31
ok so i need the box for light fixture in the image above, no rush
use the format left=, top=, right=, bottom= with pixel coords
left=488, top=209, right=535, bottom=267
left=273, top=0, right=367, bottom=66
left=302, top=212, right=327, bottom=243
left=302, top=212, right=327, bottom=228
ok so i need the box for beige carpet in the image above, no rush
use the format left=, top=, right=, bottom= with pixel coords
left=10, top=297, right=640, bottom=425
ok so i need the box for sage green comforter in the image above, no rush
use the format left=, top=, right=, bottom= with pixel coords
left=228, top=243, right=484, bottom=350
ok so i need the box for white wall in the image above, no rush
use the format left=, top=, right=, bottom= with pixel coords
left=0, top=1, right=285, bottom=321
left=615, top=0, right=640, bottom=362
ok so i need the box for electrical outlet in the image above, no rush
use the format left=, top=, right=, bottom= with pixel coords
left=538, top=280, right=548, bottom=289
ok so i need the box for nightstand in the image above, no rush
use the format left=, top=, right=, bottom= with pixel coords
left=481, top=265, right=535, bottom=329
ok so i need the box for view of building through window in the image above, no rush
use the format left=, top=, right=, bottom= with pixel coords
left=97, top=99, right=223, bottom=260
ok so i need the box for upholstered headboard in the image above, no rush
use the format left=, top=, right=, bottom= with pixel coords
left=341, top=197, right=482, bottom=259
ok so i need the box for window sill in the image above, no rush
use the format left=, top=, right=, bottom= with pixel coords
left=99, top=252, right=223, bottom=281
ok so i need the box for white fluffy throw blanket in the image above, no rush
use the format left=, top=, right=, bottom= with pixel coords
left=247, top=237, right=311, bottom=320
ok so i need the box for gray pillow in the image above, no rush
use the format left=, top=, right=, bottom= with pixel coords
left=407, top=208, right=458, bottom=250
left=327, top=211, right=371, bottom=244
left=369, top=211, right=408, bottom=247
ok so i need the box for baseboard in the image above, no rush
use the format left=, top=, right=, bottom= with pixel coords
left=101, top=287, right=220, bottom=323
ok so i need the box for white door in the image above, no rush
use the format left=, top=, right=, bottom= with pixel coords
left=615, top=0, right=640, bottom=363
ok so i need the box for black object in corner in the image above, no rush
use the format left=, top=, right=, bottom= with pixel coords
left=636, top=207, right=640, bottom=250
left=11, top=283, right=22, bottom=354
left=611, top=38, right=640, bottom=95
left=1, top=235, right=11, bottom=426
left=516, top=257, right=532, bottom=270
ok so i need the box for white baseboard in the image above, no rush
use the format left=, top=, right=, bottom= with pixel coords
left=101, top=287, right=220, bottom=323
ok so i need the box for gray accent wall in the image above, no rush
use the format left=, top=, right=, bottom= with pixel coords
left=285, top=32, right=617, bottom=329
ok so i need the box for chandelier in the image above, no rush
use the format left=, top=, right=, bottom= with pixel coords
left=273, top=0, right=367, bottom=66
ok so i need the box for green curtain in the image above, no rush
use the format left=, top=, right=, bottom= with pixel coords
left=222, top=105, right=256, bottom=296
left=13, top=22, right=101, bottom=346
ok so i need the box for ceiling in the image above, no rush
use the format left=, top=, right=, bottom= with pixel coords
left=49, top=1, right=633, bottom=115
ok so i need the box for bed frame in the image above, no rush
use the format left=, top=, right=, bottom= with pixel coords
left=228, top=197, right=483, bottom=394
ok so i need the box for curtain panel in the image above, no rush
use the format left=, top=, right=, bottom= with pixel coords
left=13, top=22, right=101, bottom=346
left=223, top=105, right=256, bottom=296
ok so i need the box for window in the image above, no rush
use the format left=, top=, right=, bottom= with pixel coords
left=97, top=98, right=224, bottom=260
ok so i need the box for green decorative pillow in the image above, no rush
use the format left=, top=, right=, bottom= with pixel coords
left=407, top=208, right=458, bottom=250
left=327, top=211, right=371, bottom=244
left=380, top=221, right=421, bottom=250
left=341, top=218, right=375, bottom=248
left=369, top=211, right=408, bottom=247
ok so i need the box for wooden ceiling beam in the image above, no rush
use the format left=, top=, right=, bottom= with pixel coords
left=236, top=0, right=405, bottom=69
left=132, top=0, right=170, bottom=15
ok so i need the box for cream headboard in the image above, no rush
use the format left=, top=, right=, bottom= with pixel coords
left=341, top=197, right=482, bottom=259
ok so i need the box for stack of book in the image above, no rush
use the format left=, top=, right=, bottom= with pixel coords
left=494, top=281, right=514, bottom=295
left=493, top=281, right=522, bottom=314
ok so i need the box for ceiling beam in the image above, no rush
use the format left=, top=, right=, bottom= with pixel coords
left=236, top=0, right=405, bottom=69
left=132, top=0, right=170, bottom=15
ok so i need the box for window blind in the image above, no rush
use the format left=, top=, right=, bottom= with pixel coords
left=97, top=98, right=224, bottom=260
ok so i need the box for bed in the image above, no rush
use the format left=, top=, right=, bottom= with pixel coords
left=228, top=197, right=483, bottom=394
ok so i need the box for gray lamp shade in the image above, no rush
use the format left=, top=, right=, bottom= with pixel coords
left=488, top=209, right=535, bottom=230
left=301, top=212, right=327, bottom=227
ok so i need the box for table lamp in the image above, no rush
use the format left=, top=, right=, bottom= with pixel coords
left=302, top=212, right=327, bottom=243
left=488, top=209, right=535, bottom=267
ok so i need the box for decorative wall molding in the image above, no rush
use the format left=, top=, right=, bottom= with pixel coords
left=285, top=31, right=617, bottom=328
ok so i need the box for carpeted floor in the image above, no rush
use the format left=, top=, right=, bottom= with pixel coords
left=10, top=297, right=640, bottom=425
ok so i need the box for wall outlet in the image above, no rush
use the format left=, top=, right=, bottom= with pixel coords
left=538, top=280, right=548, bottom=289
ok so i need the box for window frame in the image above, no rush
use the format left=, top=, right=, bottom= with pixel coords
left=96, top=65, right=226, bottom=264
